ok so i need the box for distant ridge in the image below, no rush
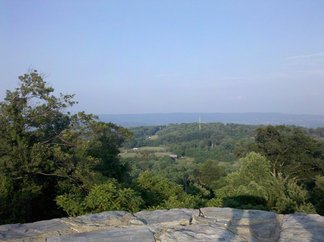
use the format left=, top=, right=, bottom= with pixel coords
left=98, top=112, right=324, bottom=128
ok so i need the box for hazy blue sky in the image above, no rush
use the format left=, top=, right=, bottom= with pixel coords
left=1, top=0, right=324, bottom=114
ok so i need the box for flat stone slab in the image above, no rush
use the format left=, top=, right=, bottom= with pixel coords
left=279, top=213, right=324, bottom=242
left=0, top=219, right=72, bottom=241
left=135, top=208, right=196, bottom=226
left=0, top=211, right=142, bottom=241
left=0, top=208, right=323, bottom=242
left=47, top=226, right=155, bottom=242
left=196, top=207, right=281, bottom=242
left=62, top=211, right=144, bottom=231
left=158, top=224, right=246, bottom=242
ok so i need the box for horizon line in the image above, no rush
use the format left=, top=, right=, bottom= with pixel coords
left=98, top=112, right=324, bottom=116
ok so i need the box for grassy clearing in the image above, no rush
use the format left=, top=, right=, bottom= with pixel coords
left=148, top=135, right=159, bottom=140
left=136, top=146, right=167, bottom=152
left=119, top=146, right=170, bottom=158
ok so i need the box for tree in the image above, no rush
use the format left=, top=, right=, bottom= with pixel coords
left=253, top=125, right=324, bottom=183
left=209, top=152, right=315, bottom=213
left=56, top=179, right=143, bottom=216
left=196, top=159, right=225, bottom=189
left=0, top=71, right=130, bottom=224
left=312, top=176, right=324, bottom=215
left=136, top=171, right=198, bottom=209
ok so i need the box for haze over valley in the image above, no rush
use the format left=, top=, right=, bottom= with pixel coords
left=99, top=112, right=324, bottom=128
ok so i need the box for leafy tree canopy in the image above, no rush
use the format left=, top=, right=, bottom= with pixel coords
left=0, top=71, right=130, bottom=223
left=252, top=125, right=324, bottom=183
left=210, top=152, right=315, bottom=213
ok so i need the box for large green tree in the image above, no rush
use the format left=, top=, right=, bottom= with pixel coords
left=252, top=125, right=324, bottom=183
left=136, top=171, right=199, bottom=209
left=208, top=152, right=315, bottom=213
left=0, top=71, right=130, bottom=224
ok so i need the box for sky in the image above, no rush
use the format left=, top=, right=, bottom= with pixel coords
left=1, top=0, right=324, bottom=115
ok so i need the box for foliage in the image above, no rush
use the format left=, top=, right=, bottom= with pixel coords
left=86, top=180, right=143, bottom=213
left=252, top=125, right=324, bottom=183
left=123, top=123, right=323, bottom=215
left=56, top=180, right=143, bottom=216
left=124, top=125, right=165, bottom=147
left=136, top=171, right=199, bottom=209
left=312, top=176, right=324, bottom=215
left=222, top=195, right=268, bottom=210
left=126, top=123, right=256, bottom=162
left=0, top=71, right=130, bottom=223
left=196, top=160, right=225, bottom=186
left=55, top=193, right=87, bottom=217
left=1, top=71, right=323, bottom=224
left=214, top=152, right=315, bottom=213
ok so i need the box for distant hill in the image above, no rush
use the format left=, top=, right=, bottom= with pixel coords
left=98, top=112, right=324, bottom=128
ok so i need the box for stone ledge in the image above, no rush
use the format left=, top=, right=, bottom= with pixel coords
left=0, top=207, right=323, bottom=242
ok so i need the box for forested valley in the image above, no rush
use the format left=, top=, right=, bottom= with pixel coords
left=1, top=71, right=323, bottom=225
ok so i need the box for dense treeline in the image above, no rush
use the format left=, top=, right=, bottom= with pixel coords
left=0, top=72, right=133, bottom=223
left=0, top=72, right=323, bottom=225
left=125, top=123, right=256, bottom=162
left=308, top=127, right=324, bottom=139
left=124, top=123, right=324, bottom=214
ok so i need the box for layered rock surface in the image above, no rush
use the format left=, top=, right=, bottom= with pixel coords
left=0, top=207, right=323, bottom=242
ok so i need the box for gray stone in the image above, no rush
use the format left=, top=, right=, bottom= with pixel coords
left=195, top=207, right=281, bottom=242
left=135, top=208, right=196, bottom=226
left=158, top=224, right=246, bottom=242
left=48, top=226, right=155, bottom=242
left=279, top=213, right=324, bottom=242
left=0, top=208, right=324, bottom=242
left=61, top=211, right=144, bottom=232
left=0, top=219, right=72, bottom=241
left=0, top=211, right=143, bottom=241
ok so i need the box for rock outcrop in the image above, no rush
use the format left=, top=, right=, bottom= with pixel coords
left=0, top=207, right=323, bottom=242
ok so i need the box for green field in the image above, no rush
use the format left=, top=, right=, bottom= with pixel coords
left=119, top=146, right=172, bottom=158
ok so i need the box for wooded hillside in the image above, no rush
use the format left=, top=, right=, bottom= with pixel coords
left=1, top=72, right=323, bottom=225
